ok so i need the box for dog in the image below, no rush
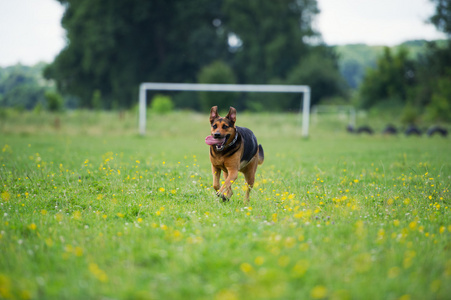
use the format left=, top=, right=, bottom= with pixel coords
left=205, top=106, right=264, bottom=202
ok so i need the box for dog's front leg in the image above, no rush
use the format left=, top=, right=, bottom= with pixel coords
left=218, top=169, right=238, bottom=200
left=212, top=166, right=221, bottom=192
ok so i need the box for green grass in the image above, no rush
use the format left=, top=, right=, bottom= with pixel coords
left=1, top=110, right=450, bottom=300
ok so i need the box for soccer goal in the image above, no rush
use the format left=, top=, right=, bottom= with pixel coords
left=138, top=83, right=311, bottom=137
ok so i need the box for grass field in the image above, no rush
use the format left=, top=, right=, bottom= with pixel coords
left=1, top=110, right=450, bottom=300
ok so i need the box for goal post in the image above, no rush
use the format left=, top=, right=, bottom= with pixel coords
left=138, top=82, right=311, bottom=137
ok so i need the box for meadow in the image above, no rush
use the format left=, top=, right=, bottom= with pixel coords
left=0, top=110, right=450, bottom=300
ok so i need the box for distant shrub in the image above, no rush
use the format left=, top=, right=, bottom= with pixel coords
left=0, top=107, right=8, bottom=119
left=197, top=60, right=237, bottom=111
left=14, top=104, right=25, bottom=113
left=150, top=94, right=174, bottom=114
left=425, top=78, right=451, bottom=122
left=92, top=90, right=102, bottom=110
left=400, top=101, right=420, bottom=124
left=45, top=91, right=64, bottom=112
left=33, top=102, right=43, bottom=114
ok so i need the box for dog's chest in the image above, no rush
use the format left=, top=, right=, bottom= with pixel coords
left=209, top=150, right=253, bottom=173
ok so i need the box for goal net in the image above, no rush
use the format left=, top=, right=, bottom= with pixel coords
left=138, top=83, right=311, bottom=137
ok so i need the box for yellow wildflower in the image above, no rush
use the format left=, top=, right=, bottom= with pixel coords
left=310, top=285, right=328, bottom=299
left=254, top=256, right=264, bottom=266
left=1, top=191, right=10, bottom=201
left=240, top=263, right=253, bottom=274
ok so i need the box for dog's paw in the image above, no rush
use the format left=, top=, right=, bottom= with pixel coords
left=216, top=191, right=230, bottom=202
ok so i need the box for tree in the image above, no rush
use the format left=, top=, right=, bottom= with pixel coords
left=222, top=0, right=320, bottom=84
left=45, top=0, right=228, bottom=109
left=287, top=46, right=348, bottom=107
left=425, top=75, right=451, bottom=122
left=359, top=47, right=416, bottom=109
left=412, top=0, right=451, bottom=120
left=353, top=0, right=451, bottom=122
left=429, top=0, right=451, bottom=36
left=45, top=91, right=64, bottom=112
left=0, top=65, right=48, bottom=110
left=46, top=0, right=345, bottom=110
left=197, top=60, right=237, bottom=111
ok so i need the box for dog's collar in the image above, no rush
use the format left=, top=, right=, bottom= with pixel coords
left=218, top=131, right=239, bottom=151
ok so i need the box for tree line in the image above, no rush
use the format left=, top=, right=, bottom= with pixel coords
left=359, top=0, right=451, bottom=123
left=0, top=63, right=65, bottom=112
left=42, top=0, right=346, bottom=111
left=0, top=0, right=449, bottom=121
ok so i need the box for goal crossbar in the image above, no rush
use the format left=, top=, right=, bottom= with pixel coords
left=139, top=82, right=311, bottom=137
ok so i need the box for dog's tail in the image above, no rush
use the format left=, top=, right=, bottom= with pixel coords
left=258, top=144, right=264, bottom=165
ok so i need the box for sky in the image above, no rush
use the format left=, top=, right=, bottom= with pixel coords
left=317, top=0, right=447, bottom=46
left=0, top=0, right=65, bottom=67
left=0, top=0, right=447, bottom=67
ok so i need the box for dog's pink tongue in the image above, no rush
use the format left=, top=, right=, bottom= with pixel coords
left=205, top=135, right=225, bottom=146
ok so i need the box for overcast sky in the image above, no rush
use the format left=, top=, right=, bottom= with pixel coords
left=0, top=0, right=447, bottom=67
left=317, top=0, right=446, bottom=46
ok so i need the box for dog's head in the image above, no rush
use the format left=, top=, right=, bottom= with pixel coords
left=207, top=106, right=236, bottom=151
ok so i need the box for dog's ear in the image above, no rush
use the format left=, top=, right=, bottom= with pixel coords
left=210, top=106, right=219, bottom=123
left=226, top=107, right=236, bottom=124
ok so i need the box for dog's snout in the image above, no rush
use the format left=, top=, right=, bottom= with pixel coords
left=214, top=132, right=221, bottom=138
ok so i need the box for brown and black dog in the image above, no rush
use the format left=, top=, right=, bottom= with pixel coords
left=205, top=106, right=264, bottom=202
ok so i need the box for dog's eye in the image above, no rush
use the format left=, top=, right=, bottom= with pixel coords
left=212, top=124, right=217, bottom=129
left=222, top=125, right=229, bottom=129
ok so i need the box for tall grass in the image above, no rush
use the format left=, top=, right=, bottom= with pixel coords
left=0, top=110, right=450, bottom=299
